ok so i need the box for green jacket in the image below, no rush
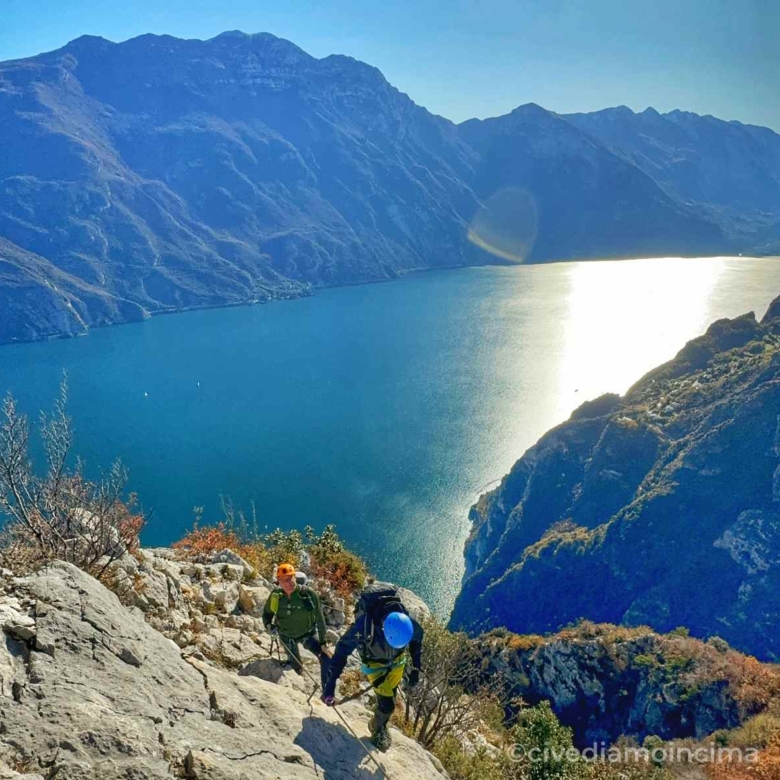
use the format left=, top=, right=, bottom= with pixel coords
left=262, top=586, right=327, bottom=643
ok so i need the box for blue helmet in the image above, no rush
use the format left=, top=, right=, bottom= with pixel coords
left=383, top=611, right=414, bottom=649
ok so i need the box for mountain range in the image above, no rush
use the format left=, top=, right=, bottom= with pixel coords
left=1, top=30, right=779, bottom=344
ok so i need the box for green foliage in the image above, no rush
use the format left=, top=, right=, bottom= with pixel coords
left=262, top=528, right=305, bottom=569
left=708, top=636, right=731, bottom=654
left=509, top=701, right=587, bottom=780
left=669, top=626, right=690, bottom=638
left=306, top=524, right=368, bottom=598
left=633, top=654, right=660, bottom=669
left=176, top=509, right=368, bottom=595
left=401, top=617, right=511, bottom=749
left=432, top=736, right=506, bottom=780
left=641, top=736, right=666, bottom=767
left=665, top=653, right=693, bottom=673
left=726, top=712, right=780, bottom=750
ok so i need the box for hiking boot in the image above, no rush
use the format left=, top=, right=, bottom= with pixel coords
left=372, top=727, right=392, bottom=752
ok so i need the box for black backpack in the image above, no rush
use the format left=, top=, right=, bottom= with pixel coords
left=355, top=581, right=409, bottom=644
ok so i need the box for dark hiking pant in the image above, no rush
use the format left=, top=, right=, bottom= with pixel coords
left=279, top=632, right=330, bottom=688
left=372, top=690, right=396, bottom=734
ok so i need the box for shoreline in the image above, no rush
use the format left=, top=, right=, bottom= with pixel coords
left=2, top=253, right=778, bottom=350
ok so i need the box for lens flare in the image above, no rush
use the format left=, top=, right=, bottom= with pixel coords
left=468, top=187, right=538, bottom=263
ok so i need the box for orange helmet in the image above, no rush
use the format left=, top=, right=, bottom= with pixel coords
left=276, top=563, right=296, bottom=580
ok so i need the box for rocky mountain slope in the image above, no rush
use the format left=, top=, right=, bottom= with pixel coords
left=2, top=31, right=779, bottom=344
left=3, top=547, right=780, bottom=778
left=450, top=294, right=780, bottom=661
left=0, top=551, right=438, bottom=779
left=0, top=31, right=479, bottom=344
left=459, top=104, right=724, bottom=261
left=473, top=622, right=780, bottom=748
left=565, top=107, right=780, bottom=253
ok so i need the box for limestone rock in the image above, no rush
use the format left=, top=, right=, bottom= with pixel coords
left=0, top=562, right=444, bottom=779
left=194, top=627, right=267, bottom=668
left=474, top=627, right=748, bottom=747
left=397, top=587, right=432, bottom=624
left=237, top=583, right=270, bottom=615
left=200, top=580, right=240, bottom=614
left=715, top=510, right=780, bottom=574
left=209, top=549, right=257, bottom=580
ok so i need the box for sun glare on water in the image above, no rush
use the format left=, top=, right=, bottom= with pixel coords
left=553, top=256, right=727, bottom=421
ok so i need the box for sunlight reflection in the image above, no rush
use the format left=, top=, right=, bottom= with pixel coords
left=553, top=257, right=726, bottom=422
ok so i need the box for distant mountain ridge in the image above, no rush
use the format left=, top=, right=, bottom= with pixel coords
left=565, top=106, right=780, bottom=250
left=1, top=31, right=778, bottom=344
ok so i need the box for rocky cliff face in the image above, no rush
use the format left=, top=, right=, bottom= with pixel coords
left=0, top=555, right=440, bottom=779
left=2, top=31, right=779, bottom=344
left=451, top=295, right=780, bottom=661
left=471, top=622, right=780, bottom=748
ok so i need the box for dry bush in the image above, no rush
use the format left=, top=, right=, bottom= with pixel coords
left=172, top=523, right=246, bottom=561
left=706, top=733, right=780, bottom=780
left=0, top=381, right=145, bottom=580
left=506, top=634, right=545, bottom=652
left=680, top=644, right=780, bottom=718
left=403, top=617, right=513, bottom=749
left=173, top=517, right=369, bottom=595
left=726, top=712, right=780, bottom=751
left=431, top=734, right=506, bottom=780
left=338, top=669, right=367, bottom=701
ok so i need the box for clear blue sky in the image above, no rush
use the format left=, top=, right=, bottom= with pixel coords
left=2, top=0, right=778, bottom=130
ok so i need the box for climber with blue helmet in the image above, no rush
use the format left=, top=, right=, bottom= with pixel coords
left=321, top=582, right=424, bottom=752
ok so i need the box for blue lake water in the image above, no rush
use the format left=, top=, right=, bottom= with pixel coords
left=1, top=256, right=778, bottom=615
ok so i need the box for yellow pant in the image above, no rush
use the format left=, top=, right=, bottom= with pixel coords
left=364, top=657, right=406, bottom=697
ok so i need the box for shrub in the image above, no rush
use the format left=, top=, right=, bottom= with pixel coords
left=306, top=525, right=367, bottom=597
left=403, top=617, right=512, bottom=749
left=633, top=654, right=660, bottom=670
left=262, top=528, right=305, bottom=570
left=506, top=634, right=545, bottom=652
left=432, top=735, right=506, bottom=780
left=172, top=523, right=244, bottom=560
left=708, top=637, right=731, bottom=654
left=173, top=518, right=369, bottom=590
left=705, top=732, right=780, bottom=780
left=309, top=548, right=367, bottom=598
left=726, top=713, right=780, bottom=751
left=509, top=700, right=587, bottom=780
left=0, top=381, right=145, bottom=581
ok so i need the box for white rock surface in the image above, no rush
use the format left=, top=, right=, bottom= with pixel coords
left=398, top=586, right=432, bottom=623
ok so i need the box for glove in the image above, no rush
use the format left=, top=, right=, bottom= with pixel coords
left=321, top=694, right=335, bottom=706
left=408, top=669, right=420, bottom=689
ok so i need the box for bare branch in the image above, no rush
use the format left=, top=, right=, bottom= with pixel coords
left=0, top=388, right=145, bottom=580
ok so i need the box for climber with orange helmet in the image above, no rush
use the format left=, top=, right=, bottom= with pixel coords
left=262, top=562, right=329, bottom=685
